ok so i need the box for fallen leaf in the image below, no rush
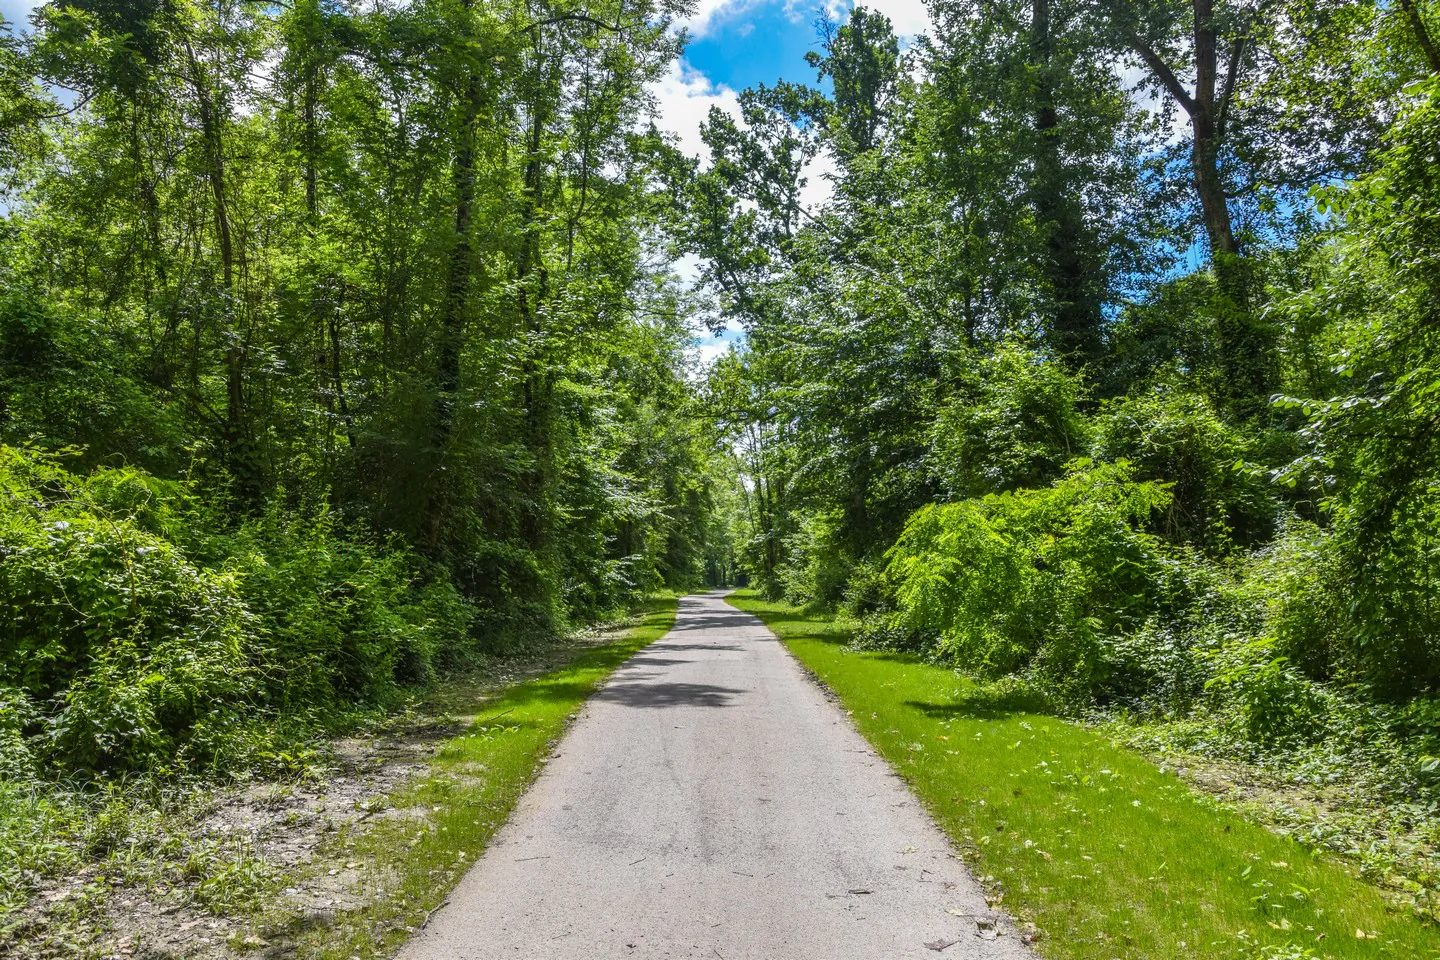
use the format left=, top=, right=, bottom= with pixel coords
left=924, top=939, right=957, bottom=952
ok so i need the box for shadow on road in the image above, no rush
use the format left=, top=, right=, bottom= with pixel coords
left=649, top=642, right=743, bottom=652
left=665, top=613, right=758, bottom=633
left=594, top=680, right=747, bottom=709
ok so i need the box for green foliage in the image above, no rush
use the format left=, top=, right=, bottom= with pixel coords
left=0, top=687, right=37, bottom=779
left=221, top=507, right=469, bottom=710
left=1091, top=388, right=1281, bottom=551
left=1272, top=79, right=1440, bottom=698
left=0, top=0, right=730, bottom=796
left=1207, top=645, right=1328, bottom=746
left=0, top=445, right=474, bottom=776
left=778, top=510, right=854, bottom=610
left=0, top=449, right=254, bottom=772
left=888, top=460, right=1174, bottom=698
left=930, top=344, right=1088, bottom=498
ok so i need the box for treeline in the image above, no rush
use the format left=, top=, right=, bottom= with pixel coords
left=0, top=0, right=736, bottom=778
left=681, top=1, right=1440, bottom=759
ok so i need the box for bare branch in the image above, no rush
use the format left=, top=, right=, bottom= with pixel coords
left=1102, top=0, right=1196, bottom=115
left=1216, top=34, right=1247, bottom=139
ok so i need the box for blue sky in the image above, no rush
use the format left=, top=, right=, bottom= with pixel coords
left=0, top=0, right=33, bottom=30
left=684, top=3, right=831, bottom=93
left=654, top=0, right=929, bottom=155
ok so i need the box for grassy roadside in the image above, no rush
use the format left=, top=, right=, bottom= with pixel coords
left=260, top=593, right=679, bottom=959
left=727, top=591, right=1440, bottom=960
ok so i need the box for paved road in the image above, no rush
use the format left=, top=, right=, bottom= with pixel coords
left=398, top=592, right=1034, bottom=960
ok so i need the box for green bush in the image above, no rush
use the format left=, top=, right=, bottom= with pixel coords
left=779, top=510, right=853, bottom=610
left=0, top=687, right=37, bottom=779
left=886, top=460, right=1176, bottom=700
left=1267, top=83, right=1440, bottom=699
left=221, top=505, right=469, bottom=711
left=0, top=451, right=255, bottom=772
left=841, top=558, right=892, bottom=618
left=1206, top=640, right=1330, bottom=746
left=0, top=445, right=474, bottom=775
left=1236, top=519, right=1348, bottom=684
left=1091, top=388, right=1280, bottom=552
left=930, top=344, right=1088, bottom=499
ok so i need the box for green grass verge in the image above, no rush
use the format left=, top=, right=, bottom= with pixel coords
left=727, top=591, right=1440, bottom=960
left=274, top=595, right=678, bottom=959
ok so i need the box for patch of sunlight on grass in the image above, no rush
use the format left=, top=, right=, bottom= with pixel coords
left=728, top=590, right=1440, bottom=960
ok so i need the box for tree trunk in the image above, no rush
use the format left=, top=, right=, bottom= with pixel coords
left=1190, top=0, right=1238, bottom=260
left=516, top=24, right=553, bottom=552
left=303, top=61, right=319, bottom=222
left=1400, top=0, right=1440, bottom=74
left=424, top=45, right=480, bottom=551
left=1191, top=0, right=1274, bottom=412
left=1030, top=0, right=1102, bottom=366
left=184, top=35, right=259, bottom=498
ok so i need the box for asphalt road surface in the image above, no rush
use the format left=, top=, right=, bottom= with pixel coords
left=397, top=592, right=1034, bottom=960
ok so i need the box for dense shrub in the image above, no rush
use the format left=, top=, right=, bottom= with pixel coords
left=1269, top=84, right=1440, bottom=699
left=778, top=510, right=854, bottom=610
left=886, top=460, right=1177, bottom=700
left=1091, top=388, right=1281, bottom=551
left=220, top=507, right=471, bottom=710
left=930, top=345, right=1088, bottom=499
left=0, top=446, right=474, bottom=775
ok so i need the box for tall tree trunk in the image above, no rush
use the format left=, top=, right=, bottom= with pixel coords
left=1108, top=0, right=1273, bottom=414
left=1030, top=0, right=1102, bottom=366
left=304, top=62, right=319, bottom=222
left=516, top=24, right=553, bottom=551
left=1191, top=0, right=1273, bottom=413
left=424, top=26, right=480, bottom=552
left=1190, top=0, right=1237, bottom=260
left=184, top=35, right=259, bottom=498
left=1400, top=0, right=1440, bottom=74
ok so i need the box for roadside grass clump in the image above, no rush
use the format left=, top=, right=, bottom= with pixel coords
left=0, top=779, right=80, bottom=915
left=730, top=591, right=1440, bottom=960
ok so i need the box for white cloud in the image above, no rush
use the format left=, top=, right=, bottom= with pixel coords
left=1115, top=57, right=1192, bottom=144
left=672, top=252, right=705, bottom=287
left=845, top=0, right=930, bottom=38
left=675, top=0, right=761, bottom=38
left=689, top=319, right=748, bottom=370
left=798, top=149, right=837, bottom=212
left=649, top=60, right=742, bottom=159
left=684, top=0, right=931, bottom=44
left=782, top=0, right=848, bottom=28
